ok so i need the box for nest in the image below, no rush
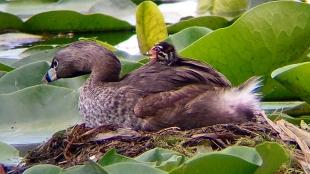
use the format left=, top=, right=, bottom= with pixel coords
left=23, top=114, right=279, bottom=168
left=11, top=112, right=309, bottom=174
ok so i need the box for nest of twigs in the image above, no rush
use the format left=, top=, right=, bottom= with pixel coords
left=14, top=112, right=309, bottom=174
left=23, top=113, right=280, bottom=168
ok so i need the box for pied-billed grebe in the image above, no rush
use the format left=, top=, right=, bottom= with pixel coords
left=43, top=41, right=261, bottom=131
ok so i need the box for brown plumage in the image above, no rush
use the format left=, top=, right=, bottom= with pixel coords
left=43, top=41, right=261, bottom=131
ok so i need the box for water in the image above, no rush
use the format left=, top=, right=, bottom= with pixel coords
left=0, top=0, right=198, bottom=60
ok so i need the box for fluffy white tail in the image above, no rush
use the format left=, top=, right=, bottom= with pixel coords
left=216, top=76, right=262, bottom=118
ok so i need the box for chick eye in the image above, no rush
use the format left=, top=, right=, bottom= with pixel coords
left=154, top=47, right=160, bottom=52
left=51, top=59, right=58, bottom=68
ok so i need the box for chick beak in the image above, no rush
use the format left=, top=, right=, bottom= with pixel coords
left=144, top=48, right=157, bottom=62
left=42, top=68, right=57, bottom=84
left=143, top=52, right=152, bottom=56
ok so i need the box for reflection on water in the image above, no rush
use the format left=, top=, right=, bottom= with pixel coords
left=159, top=0, right=197, bottom=24
left=0, top=31, right=134, bottom=60
left=0, top=48, right=26, bottom=60
left=0, top=0, right=198, bottom=61
left=116, top=35, right=140, bottom=55
left=37, top=31, right=134, bottom=46
left=0, top=33, right=42, bottom=50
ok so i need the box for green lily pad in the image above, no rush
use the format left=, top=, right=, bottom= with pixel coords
left=28, top=31, right=133, bottom=48
left=65, top=162, right=109, bottom=174
left=284, top=102, right=310, bottom=116
left=23, top=10, right=133, bottom=33
left=0, top=85, right=80, bottom=144
left=0, top=58, right=18, bottom=66
left=20, top=45, right=58, bottom=58
left=135, top=148, right=186, bottom=171
left=0, top=62, right=14, bottom=72
left=119, top=58, right=144, bottom=77
left=104, top=162, right=168, bottom=174
left=89, top=0, right=137, bottom=25
left=0, top=61, right=50, bottom=94
left=98, top=149, right=139, bottom=167
left=0, top=71, right=6, bottom=78
left=212, top=0, right=249, bottom=18
left=268, top=113, right=310, bottom=125
left=271, top=62, right=310, bottom=104
left=0, top=141, right=20, bottom=165
left=180, top=1, right=310, bottom=99
left=255, top=142, right=289, bottom=174
left=261, top=101, right=310, bottom=116
left=29, top=162, right=168, bottom=174
left=166, top=27, right=212, bottom=52
left=0, top=61, right=86, bottom=94
left=4, top=0, right=98, bottom=18
left=0, top=11, right=23, bottom=31
left=99, top=148, right=186, bottom=172
left=23, top=164, right=63, bottom=174
left=136, top=1, right=168, bottom=53
left=170, top=146, right=262, bottom=174
left=197, top=0, right=249, bottom=18
left=12, top=48, right=61, bottom=68
left=167, top=16, right=230, bottom=33
left=24, top=162, right=110, bottom=174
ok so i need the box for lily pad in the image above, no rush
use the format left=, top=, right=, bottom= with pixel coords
left=167, top=16, right=230, bottom=33
left=284, top=102, right=310, bottom=117
left=166, top=27, right=212, bottom=52
left=271, top=62, right=310, bottom=104
left=268, top=113, right=310, bottom=125
left=255, top=142, right=289, bottom=174
left=0, top=141, right=20, bottom=165
left=23, top=164, right=63, bottom=174
left=135, top=148, right=186, bottom=171
left=25, top=151, right=168, bottom=174
left=120, top=58, right=144, bottom=77
left=170, top=146, right=262, bottom=174
left=0, top=62, right=13, bottom=72
left=180, top=1, right=310, bottom=99
left=212, top=0, right=249, bottom=18
left=0, top=58, right=17, bottom=66
left=0, top=71, right=6, bottom=78
left=25, top=162, right=110, bottom=174
left=99, top=148, right=186, bottom=172
left=104, top=162, right=167, bottom=174
left=31, top=31, right=133, bottom=48
left=0, top=61, right=86, bottom=94
left=98, top=149, right=139, bottom=167
left=20, top=45, right=57, bottom=58
left=136, top=1, right=168, bottom=53
left=65, top=162, right=109, bottom=174
left=0, top=61, right=50, bottom=94
left=197, top=0, right=249, bottom=18
left=12, top=47, right=60, bottom=68
left=0, top=85, right=80, bottom=144
left=0, top=11, right=23, bottom=31
left=261, top=101, right=310, bottom=116
left=4, top=0, right=98, bottom=19
left=89, top=0, right=137, bottom=25
left=23, top=10, right=134, bottom=33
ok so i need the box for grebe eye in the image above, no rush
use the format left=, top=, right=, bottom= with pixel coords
left=51, top=59, right=58, bottom=68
